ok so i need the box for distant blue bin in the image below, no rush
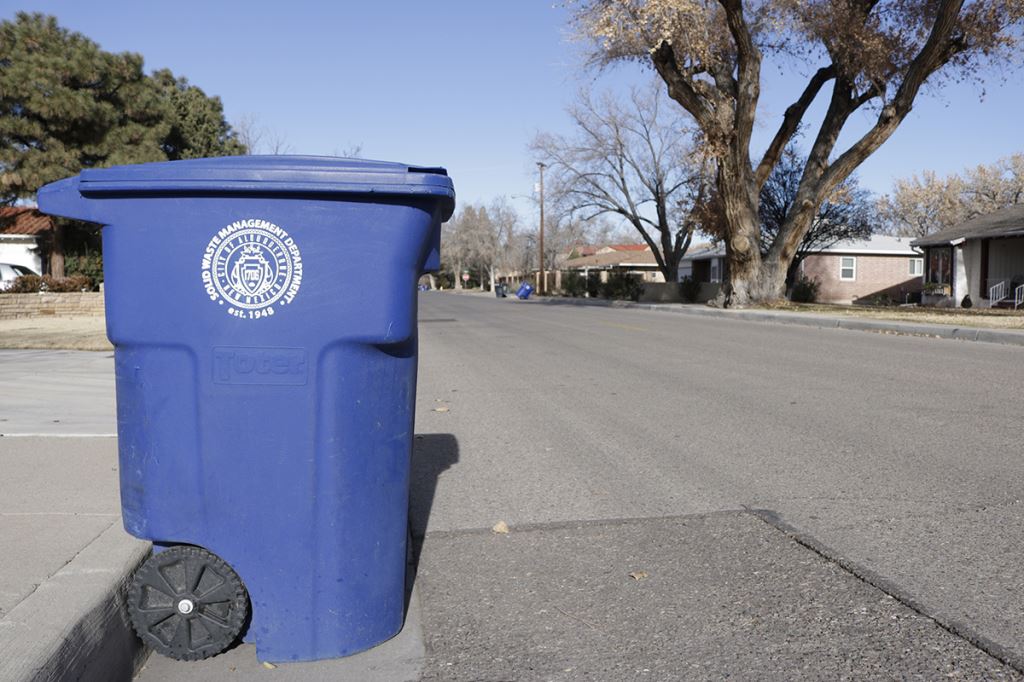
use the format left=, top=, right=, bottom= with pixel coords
left=516, top=282, right=534, bottom=299
left=38, top=156, right=455, bottom=663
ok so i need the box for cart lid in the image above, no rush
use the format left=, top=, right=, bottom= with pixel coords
left=43, top=156, right=455, bottom=221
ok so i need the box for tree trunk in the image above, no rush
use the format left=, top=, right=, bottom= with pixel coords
left=718, top=163, right=766, bottom=306
left=664, top=258, right=679, bottom=284
left=722, top=256, right=790, bottom=305
left=49, top=223, right=65, bottom=278
left=786, top=257, right=803, bottom=290
left=454, top=260, right=463, bottom=290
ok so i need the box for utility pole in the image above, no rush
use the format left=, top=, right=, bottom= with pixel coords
left=537, top=161, right=546, bottom=294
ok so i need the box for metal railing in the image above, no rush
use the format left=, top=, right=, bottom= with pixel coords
left=989, top=279, right=1008, bottom=303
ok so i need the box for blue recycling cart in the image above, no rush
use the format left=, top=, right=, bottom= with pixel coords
left=38, top=156, right=455, bottom=663
left=516, top=282, right=534, bottom=299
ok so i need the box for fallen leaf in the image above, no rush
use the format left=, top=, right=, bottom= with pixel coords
left=433, top=406, right=450, bottom=413
left=262, top=661, right=277, bottom=669
left=492, top=520, right=510, bottom=534
left=628, top=571, right=648, bottom=581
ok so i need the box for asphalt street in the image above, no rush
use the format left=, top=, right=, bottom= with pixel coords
left=408, top=293, right=1024, bottom=679
left=0, top=349, right=115, bottom=436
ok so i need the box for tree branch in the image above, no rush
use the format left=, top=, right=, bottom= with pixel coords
left=718, top=0, right=761, bottom=159
left=650, top=41, right=714, bottom=130
left=754, top=65, right=836, bottom=189
left=822, top=0, right=966, bottom=190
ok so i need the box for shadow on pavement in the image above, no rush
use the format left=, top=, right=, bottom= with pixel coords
left=406, top=433, right=459, bottom=607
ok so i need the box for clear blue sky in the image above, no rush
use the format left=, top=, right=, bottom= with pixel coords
left=9, top=1, right=1024, bottom=220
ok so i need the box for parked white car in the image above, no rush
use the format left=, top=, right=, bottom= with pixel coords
left=0, top=262, right=38, bottom=291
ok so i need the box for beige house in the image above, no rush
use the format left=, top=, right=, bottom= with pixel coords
left=911, top=204, right=1024, bottom=308
left=561, top=244, right=664, bottom=285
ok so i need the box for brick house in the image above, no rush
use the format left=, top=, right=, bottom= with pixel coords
left=680, top=235, right=924, bottom=304
left=798, top=236, right=923, bottom=304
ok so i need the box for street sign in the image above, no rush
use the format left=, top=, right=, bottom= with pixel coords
left=462, top=273, right=470, bottom=282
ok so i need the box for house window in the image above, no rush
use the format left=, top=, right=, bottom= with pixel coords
left=840, top=256, right=856, bottom=281
left=710, top=259, right=721, bottom=283
left=909, top=258, right=924, bottom=276
left=927, top=248, right=951, bottom=285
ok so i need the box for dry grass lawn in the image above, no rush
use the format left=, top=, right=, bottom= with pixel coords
left=759, top=302, right=1024, bottom=330
left=0, top=316, right=112, bottom=351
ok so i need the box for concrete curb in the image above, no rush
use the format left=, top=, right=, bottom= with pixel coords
left=0, top=522, right=150, bottom=682
left=522, top=296, right=1024, bottom=347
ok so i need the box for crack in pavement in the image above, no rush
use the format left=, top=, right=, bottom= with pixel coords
left=747, top=507, right=1024, bottom=676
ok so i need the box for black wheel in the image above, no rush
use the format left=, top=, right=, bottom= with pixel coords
left=128, top=545, right=249, bottom=661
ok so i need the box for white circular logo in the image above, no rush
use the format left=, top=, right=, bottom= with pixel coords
left=201, top=219, right=303, bottom=320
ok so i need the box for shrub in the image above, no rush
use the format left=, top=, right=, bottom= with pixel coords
left=789, top=276, right=820, bottom=303
left=5, top=274, right=44, bottom=293
left=3, top=274, right=92, bottom=293
left=65, top=253, right=104, bottom=287
left=679, top=276, right=702, bottom=303
left=601, top=272, right=642, bottom=301
left=46, top=274, right=92, bottom=292
left=561, top=272, right=587, bottom=297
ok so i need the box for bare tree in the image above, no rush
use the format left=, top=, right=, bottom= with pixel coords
left=878, top=171, right=968, bottom=238
left=441, top=200, right=523, bottom=289
left=484, top=198, right=521, bottom=289
left=879, top=152, right=1024, bottom=237
left=441, top=206, right=477, bottom=289
left=234, top=114, right=293, bottom=155
left=331, top=144, right=364, bottom=158
left=574, top=0, right=1024, bottom=306
left=234, top=115, right=263, bottom=155
left=532, top=85, right=710, bottom=282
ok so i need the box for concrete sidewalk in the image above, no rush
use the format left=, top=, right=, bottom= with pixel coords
left=0, top=350, right=145, bottom=682
left=0, top=437, right=149, bottom=682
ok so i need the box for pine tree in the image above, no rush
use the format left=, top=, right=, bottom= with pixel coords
left=0, top=12, right=245, bottom=206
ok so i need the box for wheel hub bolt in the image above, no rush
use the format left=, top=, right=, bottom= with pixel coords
left=177, top=599, right=195, bottom=615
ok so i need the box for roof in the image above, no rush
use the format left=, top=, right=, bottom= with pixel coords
left=560, top=243, right=647, bottom=259
left=911, top=204, right=1024, bottom=247
left=816, top=235, right=920, bottom=255
left=681, top=245, right=725, bottom=262
left=0, top=207, right=54, bottom=236
left=563, top=247, right=660, bottom=268
left=569, top=245, right=601, bottom=257
left=681, top=235, right=920, bottom=262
